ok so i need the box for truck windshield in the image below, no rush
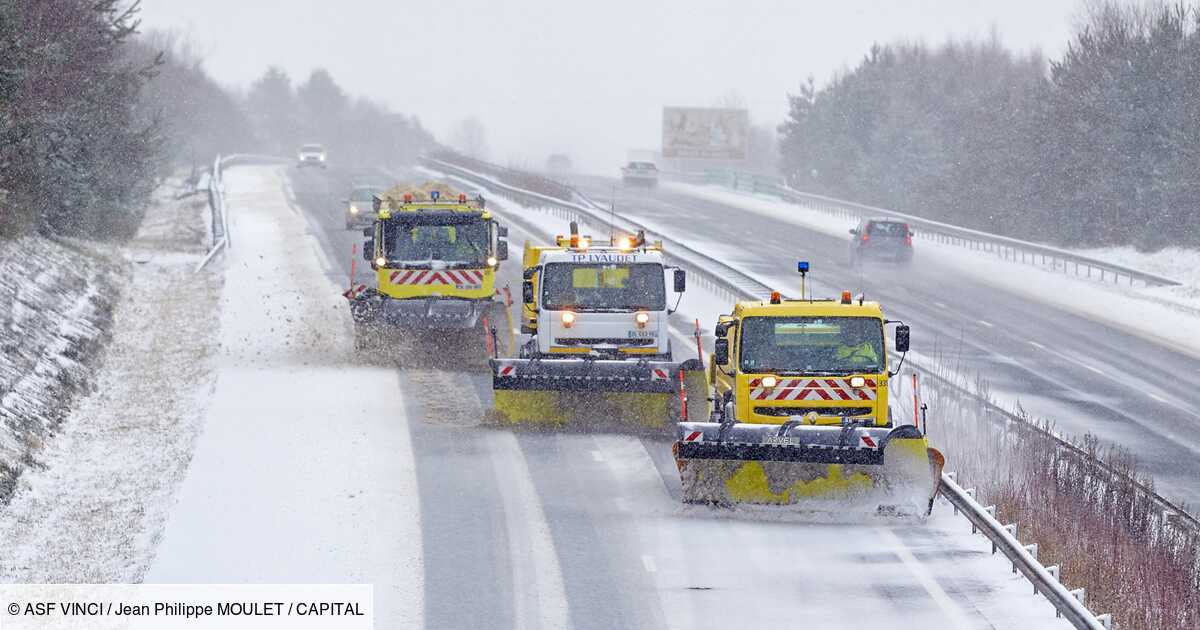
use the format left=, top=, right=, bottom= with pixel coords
left=541, top=263, right=665, bottom=311
left=383, top=219, right=489, bottom=264
left=739, top=316, right=885, bottom=374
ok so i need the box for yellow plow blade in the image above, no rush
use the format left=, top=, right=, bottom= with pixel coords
left=675, top=425, right=942, bottom=517
left=489, top=359, right=706, bottom=433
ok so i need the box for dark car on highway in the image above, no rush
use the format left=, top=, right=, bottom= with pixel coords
left=848, top=218, right=913, bottom=265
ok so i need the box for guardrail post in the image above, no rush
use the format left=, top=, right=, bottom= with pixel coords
left=1095, top=613, right=1112, bottom=629
left=1021, top=543, right=1038, bottom=575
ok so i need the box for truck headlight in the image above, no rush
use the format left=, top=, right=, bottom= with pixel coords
left=849, top=376, right=866, bottom=388
left=634, top=311, right=650, bottom=327
left=561, top=311, right=576, bottom=327
left=374, top=257, right=386, bottom=268
left=486, top=256, right=498, bottom=267
left=761, top=375, right=778, bottom=388
left=349, top=205, right=360, bottom=215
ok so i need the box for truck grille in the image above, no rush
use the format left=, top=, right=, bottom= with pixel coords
left=554, top=338, right=655, bottom=346
left=754, top=406, right=873, bottom=417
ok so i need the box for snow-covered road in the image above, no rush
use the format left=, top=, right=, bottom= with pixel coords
left=0, top=164, right=1077, bottom=629
left=143, top=167, right=423, bottom=629
left=282, top=164, right=1072, bottom=629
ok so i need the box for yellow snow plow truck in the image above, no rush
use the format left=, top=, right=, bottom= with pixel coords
left=490, top=223, right=706, bottom=427
left=347, top=183, right=512, bottom=354
left=674, top=262, right=944, bottom=516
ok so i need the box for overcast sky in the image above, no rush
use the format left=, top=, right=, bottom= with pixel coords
left=141, top=0, right=1081, bottom=172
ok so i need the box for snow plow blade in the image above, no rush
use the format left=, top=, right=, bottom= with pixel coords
left=674, top=422, right=944, bottom=516
left=491, top=358, right=706, bottom=429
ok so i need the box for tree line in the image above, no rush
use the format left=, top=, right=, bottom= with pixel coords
left=0, top=1, right=432, bottom=241
left=778, top=2, right=1200, bottom=251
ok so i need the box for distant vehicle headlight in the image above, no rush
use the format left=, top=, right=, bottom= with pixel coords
left=634, top=311, right=650, bottom=326
left=349, top=205, right=360, bottom=215
left=561, top=311, right=576, bottom=327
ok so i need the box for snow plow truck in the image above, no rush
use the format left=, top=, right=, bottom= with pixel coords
left=490, top=223, right=706, bottom=428
left=674, top=263, right=944, bottom=516
left=347, top=183, right=513, bottom=356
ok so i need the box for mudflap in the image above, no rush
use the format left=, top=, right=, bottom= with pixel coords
left=673, top=423, right=940, bottom=517
left=490, top=358, right=704, bottom=432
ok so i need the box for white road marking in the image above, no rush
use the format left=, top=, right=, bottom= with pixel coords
left=490, top=433, right=571, bottom=630
left=641, top=555, right=658, bottom=573
left=933, top=301, right=948, bottom=309
left=977, top=319, right=994, bottom=328
left=1149, top=393, right=1168, bottom=403
left=1027, top=341, right=1045, bottom=350
left=1082, top=364, right=1106, bottom=376
left=877, top=528, right=975, bottom=630
left=590, top=449, right=605, bottom=462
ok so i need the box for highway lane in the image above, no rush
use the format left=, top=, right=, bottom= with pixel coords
left=286, top=164, right=1073, bottom=629
left=566, top=175, right=1200, bottom=508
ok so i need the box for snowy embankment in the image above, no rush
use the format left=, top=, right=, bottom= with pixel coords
left=0, top=235, right=120, bottom=502
left=0, top=179, right=220, bottom=581
left=664, top=182, right=1200, bottom=358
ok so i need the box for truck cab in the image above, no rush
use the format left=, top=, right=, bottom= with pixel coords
left=710, top=291, right=909, bottom=427
left=520, top=226, right=685, bottom=361
left=353, top=188, right=509, bottom=331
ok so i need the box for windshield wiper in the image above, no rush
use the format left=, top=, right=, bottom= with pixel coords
left=761, top=369, right=873, bottom=376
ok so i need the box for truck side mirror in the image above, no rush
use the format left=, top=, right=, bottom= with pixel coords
left=895, top=325, right=910, bottom=353
left=523, top=268, right=537, bottom=280
left=362, top=240, right=374, bottom=261
left=522, top=280, right=535, bottom=304
left=498, top=226, right=509, bottom=238
left=848, top=228, right=858, bottom=235
left=673, top=269, right=686, bottom=293
left=497, top=241, right=509, bottom=261
left=714, top=338, right=730, bottom=365
left=362, top=228, right=373, bottom=237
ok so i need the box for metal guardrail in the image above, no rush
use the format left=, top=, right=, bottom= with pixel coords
left=193, top=154, right=294, bottom=274
left=423, top=155, right=1135, bottom=629
left=940, top=474, right=1112, bottom=630
left=688, top=169, right=1180, bottom=289
left=195, top=155, right=228, bottom=273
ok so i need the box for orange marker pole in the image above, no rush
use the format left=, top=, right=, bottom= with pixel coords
left=678, top=369, right=688, bottom=421
left=482, top=316, right=496, bottom=358
left=349, top=243, right=358, bottom=292
left=693, top=319, right=704, bottom=363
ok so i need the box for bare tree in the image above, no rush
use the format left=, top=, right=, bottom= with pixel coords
left=450, top=117, right=489, bottom=159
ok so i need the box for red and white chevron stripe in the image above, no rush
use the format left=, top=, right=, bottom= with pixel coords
left=387, top=269, right=485, bottom=289
left=748, top=377, right=877, bottom=401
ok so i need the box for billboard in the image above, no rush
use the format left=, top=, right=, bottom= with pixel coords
left=662, top=107, right=749, bottom=160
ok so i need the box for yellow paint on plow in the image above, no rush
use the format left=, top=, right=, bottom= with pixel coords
left=492, top=390, right=673, bottom=429
left=723, top=462, right=875, bottom=504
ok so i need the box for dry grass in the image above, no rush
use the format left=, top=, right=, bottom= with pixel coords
left=920, top=362, right=1200, bottom=630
